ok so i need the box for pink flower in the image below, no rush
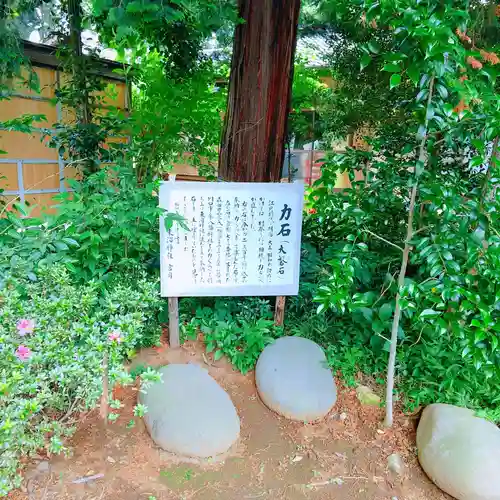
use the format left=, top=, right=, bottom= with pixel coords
left=15, top=345, right=32, bottom=361
left=308, top=208, right=317, bottom=215
left=16, top=319, right=35, bottom=336
left=108, top=331, right=122, bottom=343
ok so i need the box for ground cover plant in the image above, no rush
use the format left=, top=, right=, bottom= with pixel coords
left=0, top=266, right=162, bottom=494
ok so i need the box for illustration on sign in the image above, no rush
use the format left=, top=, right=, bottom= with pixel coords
left=159, top=181, right=304, bottom=297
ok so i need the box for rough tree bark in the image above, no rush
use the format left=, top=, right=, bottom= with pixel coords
left=219, top=0, right=301, bottom=182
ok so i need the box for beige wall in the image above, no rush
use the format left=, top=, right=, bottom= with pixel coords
left=0, top=66, right=128, bottom=216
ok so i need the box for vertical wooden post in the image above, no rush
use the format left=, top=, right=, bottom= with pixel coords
left=100, top=351, right=109, bottom=425
left=273, top=176, right=298, bottom=326
left=274, top=296, right=286, bottom=326
left=167, top=174, right=180, bottom=348
left=168, top=298, right=180, bottom=348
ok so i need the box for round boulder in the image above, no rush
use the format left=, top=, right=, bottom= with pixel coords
left=256, top=336, right=337, bottom=421
left=139, top=364, right=240, bottom=458
left=417, top=403, right=500, bottom=500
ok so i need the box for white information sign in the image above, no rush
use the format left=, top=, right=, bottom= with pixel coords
left=159, top=181, right=304, bottom=297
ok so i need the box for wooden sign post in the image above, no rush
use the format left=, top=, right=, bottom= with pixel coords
left=166, top=175, right=180, bottom=348
left=168, top=297, right=180, bottom=348
left=274, top=296, right=286, bottom=326
left=273, top=178, right=297, bottom=327
left=159, top=180, right=304, bottom=347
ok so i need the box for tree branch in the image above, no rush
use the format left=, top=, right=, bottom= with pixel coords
left=363, top=229, right=404, bottom=252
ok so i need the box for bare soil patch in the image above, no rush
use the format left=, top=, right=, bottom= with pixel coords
left=11, top=341, right=451, bottom=500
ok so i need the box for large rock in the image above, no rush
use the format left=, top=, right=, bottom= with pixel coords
left=417, top=403, right=500, bottom=500
left=139, top=364, right=240, bottom=458
left=256, top=336, right=337, bottom=421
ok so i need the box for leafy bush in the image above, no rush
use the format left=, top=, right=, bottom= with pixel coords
left=299, top=131, right=500, bottom=419
left=52, top=166, right=163, bottom=282
left=0, top=266, right=162, bottom=495
left=0, top=164, right=163, bottom=284
left=180, top=298, right=282, bottom=373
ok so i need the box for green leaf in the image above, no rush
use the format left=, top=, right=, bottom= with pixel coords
left=164, top=218, right=173, bottom=232
left=420, top=308, right=440, bottom=319
left=372, top=319, right=385, bottom=334
left=416, top=89, right=428, bottom=102
left=417, top=124, right=427, bottom=140
left=470, top=156, right=484, bottom=167
left=368, top=41, right=380, bottom=54
left=62, top=237, right=79, bottom=247
left=492, top=336, right=498, bottom=352
left=436, top=84, right=448, bottom=99
left=383, top=63, right=401, bottom=73
left=407, top=65, right=420, bottom=85
left=379, top=302, right=393, bottom=321
left=360, top=54, right=372, bottom=70
left=415, top=159, right=425, bottom=177
left=443, top=103, right=454, bottom=117
left=164, top=212, right=189, bottom=232
left=214, top=349, right=224, bottom=361
left=53, top=241, right=69, bottom=251
left=390, top=74, right=401, bottom=89
left=430, top=265, right=442, bottom=277
left=419, top=74, right=430, bottom=89
left=358, top=307, right=373, bottom=322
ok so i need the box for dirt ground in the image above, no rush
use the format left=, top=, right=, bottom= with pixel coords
left=12, top=341, right=451, bottom=500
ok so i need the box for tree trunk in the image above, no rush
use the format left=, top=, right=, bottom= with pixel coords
left=219, top=0, right=301, bottom=182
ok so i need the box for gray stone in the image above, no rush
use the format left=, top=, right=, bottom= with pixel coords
left=255, top=336, right=337, bottom=421
left=139, top=364, right=240, bottom=458
left=35, top=461, right=51, bottom=474
left=417, top=403, right=500, bottom=500
left=356, top=385, right=381, bottom=406
left=387, top=453, right=405, bottom=476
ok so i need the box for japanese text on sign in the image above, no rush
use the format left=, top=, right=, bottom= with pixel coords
left=159, top=181, right=304, bottom=297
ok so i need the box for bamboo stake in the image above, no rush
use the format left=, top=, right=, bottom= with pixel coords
left=384, top=75, right=435, bottom=427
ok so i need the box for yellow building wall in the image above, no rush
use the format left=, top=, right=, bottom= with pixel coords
left=2, top=65, right=364, bottom=216
left=0, top=65, right=128, bottom=216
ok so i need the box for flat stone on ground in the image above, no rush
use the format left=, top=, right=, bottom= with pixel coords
left=417, top=403, right=500, bottom=500
left=139, top=364, right=240, bottom=458
left=356, top=385, right=381, bottom=406
left=255, top=336, right=337, bottom=422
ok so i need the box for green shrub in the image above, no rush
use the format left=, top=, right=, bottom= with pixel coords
left=296, top=142, right=500, bottom=420
left=0, top=266, right=162, bottom=495
left=0, top=164, right=163, bottom=285
left=180, top=298, right=282, bottom=374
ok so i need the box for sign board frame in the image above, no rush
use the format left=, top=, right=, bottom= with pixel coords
left=159, top=180, right=304, bottom=298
